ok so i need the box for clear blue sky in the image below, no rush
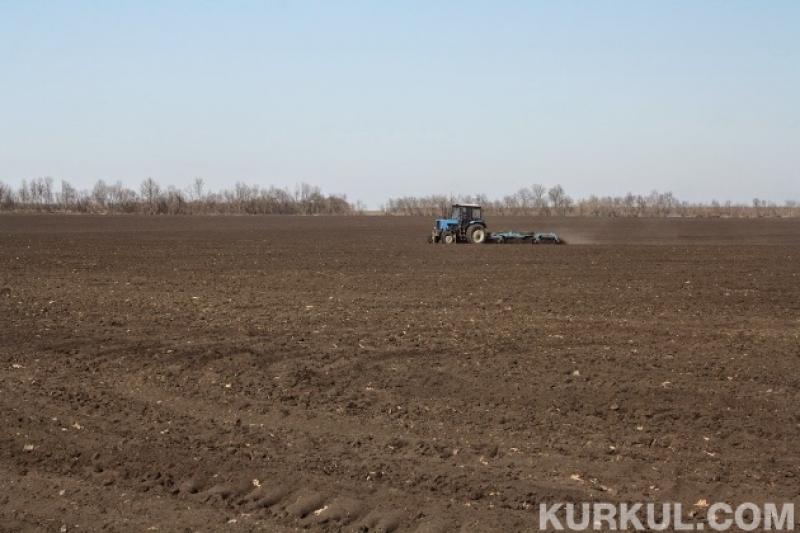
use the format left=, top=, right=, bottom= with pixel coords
left=1, top=1, right=798, bottom=207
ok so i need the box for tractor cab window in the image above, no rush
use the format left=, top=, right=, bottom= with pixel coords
left=451, top=205, right=481, bottom=221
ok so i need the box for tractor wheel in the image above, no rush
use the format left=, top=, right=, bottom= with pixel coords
left=443, top=232, right=457, bottom=245
left=467, top=225, right=487, bottom=244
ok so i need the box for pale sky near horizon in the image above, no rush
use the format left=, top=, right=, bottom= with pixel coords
left=1, top=1, right=798, bottom=208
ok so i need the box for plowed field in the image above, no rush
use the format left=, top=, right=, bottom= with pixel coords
left=2, top=215, right=799, bottom=532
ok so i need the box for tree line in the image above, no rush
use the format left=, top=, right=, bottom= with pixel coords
left=0, top=178, right=797, bottom=217
left=0, top=178, right=357, bottom=215
left=383, top=184, right=800, bottom=218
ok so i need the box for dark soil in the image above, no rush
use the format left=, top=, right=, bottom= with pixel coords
left=1, top=215, right=799, bottom=532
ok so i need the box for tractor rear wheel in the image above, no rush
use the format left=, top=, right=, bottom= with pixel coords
left=468, top=225, right=487, bottom=244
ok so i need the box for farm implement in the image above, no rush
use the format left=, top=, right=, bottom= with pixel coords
left=427, top=203, right=563, bottom=245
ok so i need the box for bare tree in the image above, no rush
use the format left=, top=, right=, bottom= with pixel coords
left=43, top=177, right=54, bottom=205
left=165, top=186, right=186, bottom=214
left=116, top=183, right=138, bottom=212
left=106, top=181, right=123, bottom=207
left=5, top=176, right=798, bottom=218
left=530, top=184, right=548, bottom=215
left=60, top=180, right=78, bottom=211
left=21, top=177, right=54, bottom=207
left=92, top=180, right=109, bottom=208
left=19, top=180, right=30, bottom=204
left=547, top=185, right=572, bottom=215
left=191, top=177, right=205, bottom=202
left=0, top=181, right=14, bottom=209
left=141, top=178, right=160, bottom=214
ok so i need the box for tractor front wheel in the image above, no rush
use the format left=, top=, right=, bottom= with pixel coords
left=443, top=232, right=457, bottom=245
left=468, top=225, right=487, bottom=244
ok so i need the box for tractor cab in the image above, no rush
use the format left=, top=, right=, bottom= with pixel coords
left=451, top=204, right=482, bottom=224
left=430, top=203, right=488, bottom=244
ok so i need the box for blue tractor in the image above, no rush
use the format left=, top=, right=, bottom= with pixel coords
left=427, top=202, right=564, bottom=245
left=428, top=203, right=489, bottom=244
